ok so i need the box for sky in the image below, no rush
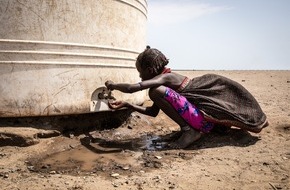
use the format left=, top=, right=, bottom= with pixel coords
left=146, top=0, right=290, bottom=70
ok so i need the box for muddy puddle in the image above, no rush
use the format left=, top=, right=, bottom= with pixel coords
left=27, top=134, right=170, bottom=177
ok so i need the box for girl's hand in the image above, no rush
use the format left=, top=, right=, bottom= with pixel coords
left=105, top=80, right=114, bottom=90
left=108, top=100, right=128, bottom=109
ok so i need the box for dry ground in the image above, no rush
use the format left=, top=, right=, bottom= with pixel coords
left=0, top=70, right=289, bottom=190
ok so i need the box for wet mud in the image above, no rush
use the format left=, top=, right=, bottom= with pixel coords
left=26, top=132, right=172, bottom=178
left=24, top=121, right=262, bottom=180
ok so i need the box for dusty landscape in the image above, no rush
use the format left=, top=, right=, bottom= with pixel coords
left=0, top=70, right=289, bottom=190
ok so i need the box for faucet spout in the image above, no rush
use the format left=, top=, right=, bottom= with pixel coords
left=98, top=89, right=116, bottom=100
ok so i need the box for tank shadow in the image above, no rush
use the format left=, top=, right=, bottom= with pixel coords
left=0, top=109, right=132, bottom=135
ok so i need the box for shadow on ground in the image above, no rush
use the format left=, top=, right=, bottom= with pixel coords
left=81, top=127, right=261, bottom=153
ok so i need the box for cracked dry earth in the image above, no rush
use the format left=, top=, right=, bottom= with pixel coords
left=0, top=70, right=290, bottom=190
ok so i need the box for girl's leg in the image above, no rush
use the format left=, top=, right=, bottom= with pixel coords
left=149, top=86, right=202, bottom=149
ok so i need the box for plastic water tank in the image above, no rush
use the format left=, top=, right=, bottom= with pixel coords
left=0, top=0, right=147, bottom=117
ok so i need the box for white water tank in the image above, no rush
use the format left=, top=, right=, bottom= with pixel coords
left=0, top=0, right=147, bottom=117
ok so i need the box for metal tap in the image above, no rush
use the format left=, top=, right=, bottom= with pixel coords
left=98, top=89, right=116, bottom=100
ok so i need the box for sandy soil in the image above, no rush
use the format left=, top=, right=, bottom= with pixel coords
left=0, top=70, right=289, bottom=190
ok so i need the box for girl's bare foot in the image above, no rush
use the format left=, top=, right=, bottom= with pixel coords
left=168, top=126, right=201, bottom=149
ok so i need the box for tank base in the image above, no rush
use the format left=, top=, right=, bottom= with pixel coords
left=0, top=109, right=133, bottom=135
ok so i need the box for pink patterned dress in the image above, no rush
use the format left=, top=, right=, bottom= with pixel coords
left=164, top=86, right=214, bottom=133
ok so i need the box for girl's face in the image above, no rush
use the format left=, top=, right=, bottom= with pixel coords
left=136, top=61, right=153, bottom=81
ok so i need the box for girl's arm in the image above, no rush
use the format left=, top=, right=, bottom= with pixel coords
left=105, top=75, right=167, bottom=93
left=105, top=81, right=142, bottom=93
left=109, top=100, right=160, bottom=117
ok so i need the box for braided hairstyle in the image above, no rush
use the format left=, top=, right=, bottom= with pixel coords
left=136, top=46, right=169, bottom=75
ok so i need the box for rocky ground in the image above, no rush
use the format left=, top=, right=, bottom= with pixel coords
left=0, top=70, right=289, bottom=190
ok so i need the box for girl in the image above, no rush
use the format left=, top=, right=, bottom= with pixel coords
left=105, top=46, right=268, bottom=149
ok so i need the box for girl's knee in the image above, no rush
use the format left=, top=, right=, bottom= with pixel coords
left=149, top=86, right=166, bottom=100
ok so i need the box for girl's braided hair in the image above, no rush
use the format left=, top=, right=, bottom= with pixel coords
left=136, top=46, right=169, bottom=74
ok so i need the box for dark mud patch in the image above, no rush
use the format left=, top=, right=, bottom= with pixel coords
left=25, top=126, right=261, bottom=179
left=5, top=110, right=263, bottom=180
left=0, top=132, right=39, bottom=147
left=0, top=129, right=61, bottom=147
left=26, top=135, right=159, bottom=176
left=26, top=134, right=196, bottom=179
left=28, top=144, right=144, bottom=177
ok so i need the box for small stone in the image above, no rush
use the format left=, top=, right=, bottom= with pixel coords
left=153, top=175, right=161, bottom=180
left=27, top=166, right=35, bottom=171
left=111, top=173, right=120, bottom=178
left=155, top=156, right=162, bottom=159
left=49, top=171, right=56, bottom=174
left=122, top=166, right=130, bottom=170
left=112, top=183, right=119, bottom=187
